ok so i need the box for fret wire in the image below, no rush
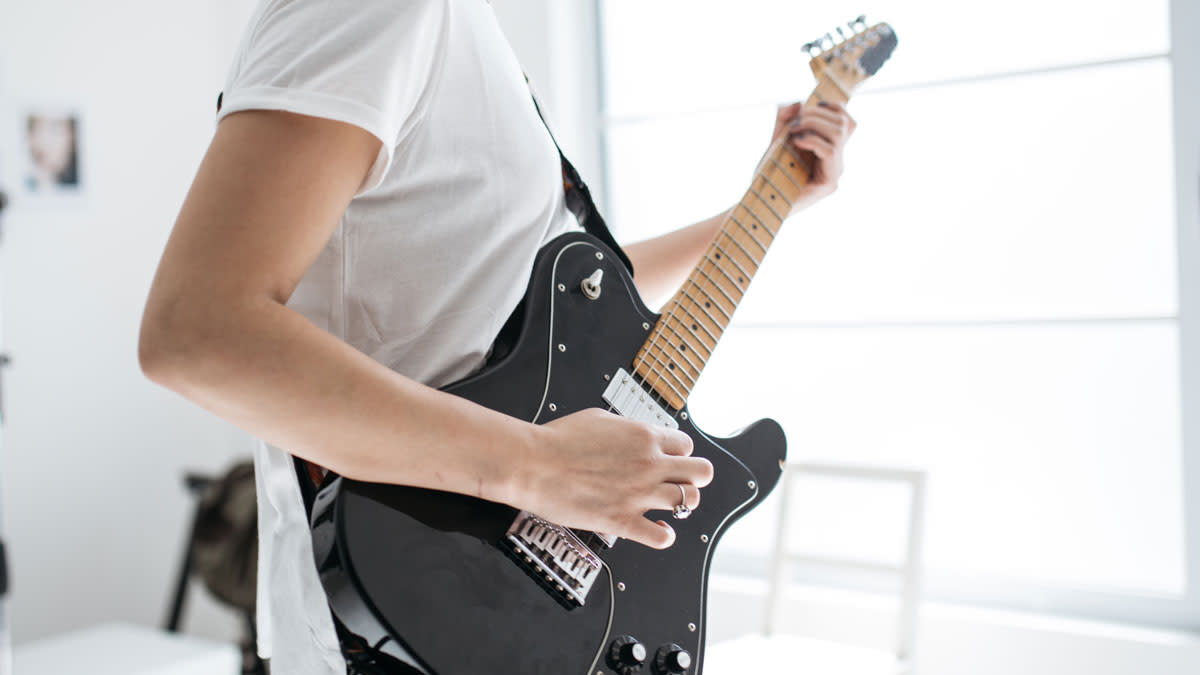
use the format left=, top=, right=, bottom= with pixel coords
left=637, top=348, right=695, bottom=392
left=734, top=203, right=778, bottom=240
left=718, top=229, right=763, bottom=267
left=693, top=264, right=739, bottom=307
left=644, top=346, right=699, bottom=387
left=768, top=156, right=805, bottom=193
left=659, top=316, right=712, bottom=360
left=652, top=324, right=705, bottom=374
left=631, top=357, right=671, bottom=410
left=667, top=296, right=721, bottom=344
left=639, top=367, right=689, bottom=408
left=728, top=212, right=770, bottom=254
left=636, top=334, right=679, bottom=409
left=758, top=172, right=793, bottom=207
left=699, top=256, right=745, bottom=297
left=634, top=348, right=691, bottom=397
left=747, top=186, right=786, bottom=223
left=684, top=281, right=732, bottom=322
left=635, top=286, right=703, bottom=408
left=681, top=285, right=731, bottom=324
left=711, top=240, right=752, bottom=280
left=663, top=313, right=716, bottom=356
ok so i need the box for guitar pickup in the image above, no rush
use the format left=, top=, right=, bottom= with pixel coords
left=602, top=368, right=679, bottom=429
left=505, top=511, right=602, bottom=607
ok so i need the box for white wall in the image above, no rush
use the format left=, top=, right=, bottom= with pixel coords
left=0, top=0, right=260, bottom=645
left=490, top=0, right=608, bottom=208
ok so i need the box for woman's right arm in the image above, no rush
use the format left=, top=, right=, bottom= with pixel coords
left=139, top=109, right=711, bottom=549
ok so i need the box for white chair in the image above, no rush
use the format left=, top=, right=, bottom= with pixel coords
left=705, top=461, right=927, bottom=675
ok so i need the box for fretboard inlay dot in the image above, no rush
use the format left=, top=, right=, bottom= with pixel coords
left=633, top=121, right=821, bottom=410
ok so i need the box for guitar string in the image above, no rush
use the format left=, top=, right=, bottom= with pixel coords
left=621, top=60, right=837, bottom=404
left=593, top=140, right=795, bottom=545
left=633, top=152, right=792, bottom=417
left=627, top=144, right=792, bottom=418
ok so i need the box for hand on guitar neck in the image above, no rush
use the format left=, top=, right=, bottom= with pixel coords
left=762, top=99, right=857, bottom=216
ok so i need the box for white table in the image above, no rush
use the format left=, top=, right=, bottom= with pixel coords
left=15, top=623, right=239, bottom=675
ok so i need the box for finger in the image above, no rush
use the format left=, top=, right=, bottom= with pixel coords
left=650, top=481, right=702, bottom=511
left=798, top=105, right=854, bottom=137
left=776, top=101, right=803, bottom=125
left=662, top=455, right=715, bottom=487
left=794, top=106, right=848, bottom=132
left=658, top=427, right=695, bottom=457
left=816, top=100, right=857, bottom=130
left=790, top=116, right=845, bottom=146
left=624, top=517, right=676, bottom=550
left=816, top=100, right=849, bottom=115
left=798, top=103, right=841, bottom=123
left=773, top=102, right=804, bottom=140
left=793, top=134, right=836, bottom=161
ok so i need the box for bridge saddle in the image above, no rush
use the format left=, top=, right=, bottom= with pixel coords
left=505, top=511, right=603, bottom=606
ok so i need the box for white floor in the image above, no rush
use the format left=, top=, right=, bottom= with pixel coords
left=14, top=623, right=238, bottom=675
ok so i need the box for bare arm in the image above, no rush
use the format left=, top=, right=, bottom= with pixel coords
left=140, top=110, right=712, bottom=549
left=623, top=101, right=856, bottom=303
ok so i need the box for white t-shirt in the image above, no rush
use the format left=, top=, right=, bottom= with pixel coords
left=216, top=1, right=580, bottom=672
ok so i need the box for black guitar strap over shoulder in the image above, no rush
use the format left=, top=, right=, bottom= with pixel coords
left=525, top=89, right=634, bottom=275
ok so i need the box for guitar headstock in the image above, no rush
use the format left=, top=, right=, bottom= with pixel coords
left=803, top=16, right=898, bottom=94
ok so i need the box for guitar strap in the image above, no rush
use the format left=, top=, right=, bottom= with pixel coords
left=525, top=86, right=634, bottom=275
left=212, top=90, right=631, bottom=518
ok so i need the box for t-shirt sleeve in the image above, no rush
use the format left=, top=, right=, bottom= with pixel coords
left=216, top=0, right=448, bottom=196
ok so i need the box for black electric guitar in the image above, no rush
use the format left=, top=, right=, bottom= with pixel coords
left=309, top=19, right=897, bottom=675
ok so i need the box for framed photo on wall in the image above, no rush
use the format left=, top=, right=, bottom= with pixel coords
left=21, top=108, right=81, bottom=196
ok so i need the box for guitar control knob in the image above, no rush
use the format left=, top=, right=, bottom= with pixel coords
left=606, top=635, right=647, bottom=674
left=581, top=268, right=604, bottom=299
left=653, top=644, right=692, bottom=674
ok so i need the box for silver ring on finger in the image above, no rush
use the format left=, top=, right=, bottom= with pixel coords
left=672, top=483, right=692, bottom=520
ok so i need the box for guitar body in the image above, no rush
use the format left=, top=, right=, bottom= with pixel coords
left=311, top=231, right=787, bottom=674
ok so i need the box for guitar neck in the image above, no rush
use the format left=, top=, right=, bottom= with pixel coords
left=632, top=77, right=851, bottom=410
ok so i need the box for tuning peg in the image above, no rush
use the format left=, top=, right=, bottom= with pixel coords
left=852, top=15, right=867, bottom=30
left=822, top=32, right=835, bottom=47
left=836, top=26, right=848, bottom=41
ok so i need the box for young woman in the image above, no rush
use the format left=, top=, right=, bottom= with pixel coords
left=139, top=1, right=854, bottom=672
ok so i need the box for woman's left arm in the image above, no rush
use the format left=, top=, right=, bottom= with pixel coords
left=624, top=101, right=856, bottom=304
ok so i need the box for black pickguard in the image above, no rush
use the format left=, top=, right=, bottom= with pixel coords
left=311, top=231, right=787, bottom=675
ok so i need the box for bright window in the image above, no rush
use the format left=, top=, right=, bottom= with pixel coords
left=599, top=0, right=1189, bottom=624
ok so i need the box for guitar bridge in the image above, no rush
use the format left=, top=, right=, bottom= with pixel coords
left=505, top=511, right=602, bottom=607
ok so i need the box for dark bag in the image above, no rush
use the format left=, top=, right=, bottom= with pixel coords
left=190, top=461, right=258, bottom=612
